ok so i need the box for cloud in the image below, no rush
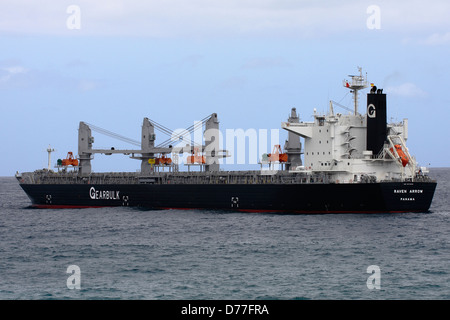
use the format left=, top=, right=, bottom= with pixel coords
left=0, top=0, right=420, bottom=38
left=0, top=64, right=49, bottom=89
left=402, top=32, right=450, bottom=46
left=385, top=83, right=427, bottom=98
left=0, top=65, right=30, bottom=85
left=3, top=66, right=29, bottom=74
left=0, top=1, right=449, bottom=41
left=421, top=32, right=450, bottom=45
left=0, top=62, right=101, bottom=92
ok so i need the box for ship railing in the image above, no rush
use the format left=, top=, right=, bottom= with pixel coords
left=28, top=171, right=141, bottom=184
left=375, top=147, right=386, bottom=159
left=25, top=168, right=381, bottom=185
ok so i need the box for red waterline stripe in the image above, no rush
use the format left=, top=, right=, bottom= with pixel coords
left=155, top=207, right=419, bottom=213
left=31, top=204, right=422, bottom=214
left=237, top=209, right=417, bottom=214
left=157, top=207, right=202, bottom=211
left=32, top=204, right=113, bottom=209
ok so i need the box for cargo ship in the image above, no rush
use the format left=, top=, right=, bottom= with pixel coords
left=16, top=68, right=436, bottom=213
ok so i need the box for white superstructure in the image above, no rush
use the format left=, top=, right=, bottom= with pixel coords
left=282, top=68, right=421, bottom=183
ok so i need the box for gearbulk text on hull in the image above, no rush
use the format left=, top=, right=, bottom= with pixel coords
left=16, top=68, right=436, bottom=213
left=89, top=187, right=120, bottom=200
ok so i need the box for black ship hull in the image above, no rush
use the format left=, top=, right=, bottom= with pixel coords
left=19, top=181, right=436, bottom=213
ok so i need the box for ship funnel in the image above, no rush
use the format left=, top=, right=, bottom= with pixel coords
left=366, top=86, right=387, bottom=156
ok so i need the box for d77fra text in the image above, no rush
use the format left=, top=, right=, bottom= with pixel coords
left=181, top=304, right=269, bottom=317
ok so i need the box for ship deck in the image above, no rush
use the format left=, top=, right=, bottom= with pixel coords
left=17, top=169, right=433, bottom=185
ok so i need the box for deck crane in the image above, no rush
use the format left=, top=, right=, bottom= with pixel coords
left=77, top=113, right=228, bottom=175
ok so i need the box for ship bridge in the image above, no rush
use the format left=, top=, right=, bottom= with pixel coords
left=282, top=68, right=415, bottom=183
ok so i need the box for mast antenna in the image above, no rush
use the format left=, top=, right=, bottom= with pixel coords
left=343, top=67, right=368, bottom=115
left=46, top=145, right=56, bottom=171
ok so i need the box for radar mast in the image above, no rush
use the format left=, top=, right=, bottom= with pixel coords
left=343, top=67, right=369, bottom=115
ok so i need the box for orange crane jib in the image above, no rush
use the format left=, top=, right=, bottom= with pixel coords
left=61, top=152, right=79, bottom=166
left=267, top=145, right=288, bottom=163
left=187, top=147, right=205, bottom=164
left=155, top=154, right=172, bottom=165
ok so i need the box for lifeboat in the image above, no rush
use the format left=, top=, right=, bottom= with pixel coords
left=390, top=144, right=409, bottom=167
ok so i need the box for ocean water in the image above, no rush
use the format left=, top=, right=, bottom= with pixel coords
left=0, top=168, right=449, bottom=300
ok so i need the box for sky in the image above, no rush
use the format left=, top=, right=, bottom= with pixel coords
left=1, top=0, right=449, bottom=175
